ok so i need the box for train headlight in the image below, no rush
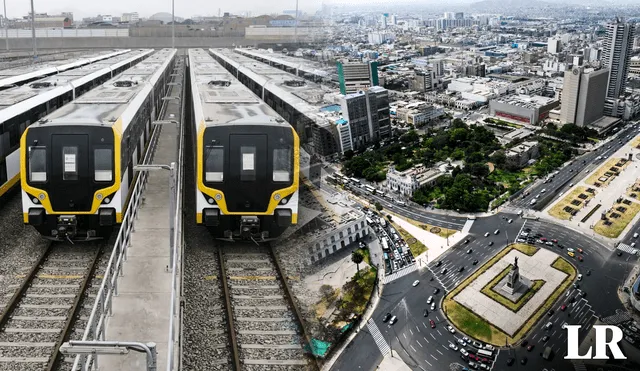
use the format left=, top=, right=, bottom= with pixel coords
left=96, top=194, right=103, bottom=200
left=104, top=198, right=110, bottom=204
left=208, top=198, right=215, bottom=204
left=38, top=193, right=45, bottom=201
left=280, top=198, right=288, bottom=205
left=215, top=194, right=222, bottom=201
left=274, top=194, right=281, bottom=201
left=32, top=198, right=39, bottom=204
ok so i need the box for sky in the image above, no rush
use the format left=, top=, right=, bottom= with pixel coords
left=2, top=0, right=325, bottom=20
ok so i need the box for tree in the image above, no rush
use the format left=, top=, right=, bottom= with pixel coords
left=375, top=202, right=383, bottom=211
left=319, top=284, right=335, bottom=301
left=351, top=251, right=364, bottom=272
left=344, top=149, right=354, bottom=160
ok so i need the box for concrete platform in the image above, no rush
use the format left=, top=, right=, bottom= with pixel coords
left=97, top=121, right=179, bottom=370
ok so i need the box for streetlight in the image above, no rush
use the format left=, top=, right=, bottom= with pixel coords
left=30, top=0, right=36, bottom=62
left=133, top=163, right=177, bottom=270
left=3, top=0, right=7, bottom=51
left=171, top=0, right=175, bottom=49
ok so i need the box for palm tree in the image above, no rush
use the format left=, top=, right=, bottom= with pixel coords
left=351, top=251, right=364, bottom=273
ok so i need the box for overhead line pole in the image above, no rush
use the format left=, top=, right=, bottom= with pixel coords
left=171, top=0, right=175, bottom=49
left=3, top=0, right=8, bottom=51
left=30, top=0, right=36, bottom=62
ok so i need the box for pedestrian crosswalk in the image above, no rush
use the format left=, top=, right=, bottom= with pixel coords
left=461, top=219, right=475, bottom=234
left=383, top=264, right=418, bottom=284
left=617, top=243, right=638, bottom=255
left=367, top=319, right=391, bottom=357
left=601, top=311, right=631, bottom=325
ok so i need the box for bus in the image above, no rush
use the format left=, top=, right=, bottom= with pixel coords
left=395, top=199, right=406, bottom=207
left=477, top=349, right=493, bottom=359
left=381, top=238, right=390, bottom=251
left=350, top=177, right=361, bottom=185
left=364, top=185, right=375, bottom=193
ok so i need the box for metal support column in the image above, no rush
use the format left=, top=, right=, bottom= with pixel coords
left=30, top=0, right=36, bottom=61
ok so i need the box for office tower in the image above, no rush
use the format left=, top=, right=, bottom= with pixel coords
left=336, top=61, right=379, bottom=94
left=547, top=38, right=561, bottom=54
left=560, top=66, right=609, bottom=126
left=602, top=19, right=634, bottom=115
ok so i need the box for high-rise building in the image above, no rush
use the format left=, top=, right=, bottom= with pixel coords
left=547, top=38, right=561, bottom=54
left=444, top=12, right=455, bottom=20
left=409, top=70, right=436, bottom=92
left=560, top=66, right=609, bottom=126
left=434, top=60, right=445, bottom=77
left=337, top=87, right=391, bottom=153
left=336, top=61, right=379, bottom=94
left=602, top=19, right=635, bottom=115
left=390, top=14, right=397, bottom=25
left=454, top=12, right=464, bottom=19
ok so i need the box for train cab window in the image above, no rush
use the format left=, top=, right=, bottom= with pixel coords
left=205, top=145, right=224, bottom=182
left=240, top=146, right=256, bottom=181
left=28, top=146, right=47, bottom=182
left=94, top=148, right=113, bottom=182
left=63, top=147, right=78, bottom=180
left=273, top=148, right=291, bottom=182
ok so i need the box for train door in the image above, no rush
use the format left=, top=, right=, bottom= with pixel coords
left=50, top=134, right=91, bottom=211
left=228, top=134, right=268, bottom=212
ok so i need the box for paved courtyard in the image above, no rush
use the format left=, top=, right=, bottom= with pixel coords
left=454, top=248, right=567, bottom=336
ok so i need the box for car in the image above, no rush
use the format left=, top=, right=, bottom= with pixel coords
left=433, top=288, right=440, bottom=295
left=412, top=280, right=420, bottom=287
left=560, top=304, right=567, bottom=311
left=521, top=340, right=529, bottom=347
left=579, top=291, right=587, bottom=298
left=634, top=232, right=639, bottom=238
left=545, top=241, right=554, bottom=246
left=578, top=255, right=583, bottom=262
left=484, top=232, right=490, bottom=237
left=551, top=239, right=558, bottom=243
left=467, top=249, right=473, bottom=254
left=441, top=269, right=448, bottom=275
left=541, top=188, right=547, bottom=193
left=535, top=194, right=540, bottom=199
left=458, top=338, right=467, bottom=347
left=488, top=241, right=494, bottom=246
left=618, top=251, right=624, bottom=256
left=520, top=356, right=528, bottom=365
left=547, top=309, right=554, bottom=316
left=463, top=336, right=470, bottom=343
left=431, top=302, right=436, bottom=310
left=468, top=354, right=477, bottom=361
left=435, top=261, right=443, bottom=267
left=472, top=259, right=478, bottom=265
left=542, top=335, right=550, bottom=342
left=586, top=270, right=591, bottom=276
left=540, top=237, right=548, bottom=242
left=430, top=319, right=436, bottom=328
left=459, top=266, right=465, bottom=272
left=464, top=239, right=470, bottom=244
left=468, top=361, right=478, bottom=369
left=568, top=251, right=575, bottom=257
left=390, top=316, right=397, bottom=325
left=577, top=274, right=582, bottom=281
left=427, top=296, right=433, bottom=304
left=494, top=229, right=500, bottom=235
left=447, top=325, right=456, bottom=334
left=527, top=344, right=535, bottom=351
left=517, top=238, right=526, bottom=243
left=423, top=309, right=429, bottom=317
left=479, top=363, right=489, bottom=370
left=569, top=296, right=576, bottom=303
left=506, top=357, right=515, bottom=366
left=383, top=313, right=392, bottom=322
left=508, top=219, right=513, bottom=223
left=558, top=244, right=565, bottom=249
left=460, top=348, right=469, bottom=356
left=573, top=283, right=579, bottom=289
left=577, top=248, right=583, bottom=253
left=520, top=232, right=529, bottom=237
left=562, top=322, right=568, bottom=329
left=472, top=341, right=483, bottom=348
left=449, top=343, right=459, bottom=351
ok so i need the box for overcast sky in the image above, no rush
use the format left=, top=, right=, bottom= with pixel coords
left=3, top=0, right=327, bottom=20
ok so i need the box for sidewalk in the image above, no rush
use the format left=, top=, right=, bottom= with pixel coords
left=376, top=350, right=411, bottom=371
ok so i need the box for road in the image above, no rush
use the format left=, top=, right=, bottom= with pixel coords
left=512, top=123, right=640, bottom=209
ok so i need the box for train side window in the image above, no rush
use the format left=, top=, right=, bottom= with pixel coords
left=240, top=146, right=256, bottom=181
left=94, top=148, right=113, bottom=182
left=273, top=148, right=291, bottom=182
left=204, top=145, right=224, bottom=182
left=62, top=147, right=78, bottom=180
left=28, top=146, right=47, bottom=182
left=0, top=132, right=8, bottom=157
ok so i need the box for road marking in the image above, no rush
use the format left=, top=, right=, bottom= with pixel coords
left=424, top=336, right=429, bottom=344
left=417, top=340, right=423, bottom=348
left=416, top=325, right=420, bottom=333
left=436, top=349, right=443, bottom=355
left=552, top=330, right=556, bottom=337
left=532, top=334, right=537, bottom=340
left=424, top=360, right=432, bottom=367
left=411, top=345, right=417, bottom=352
left=404, top=349, right=410, bottom=356
left=403, top=333, right=407, bottom=339
left=431, top=333, right=436, bottom=340
left=431, top=354, right=438, bottom=360
left=437, top=330, right=442, bottom=336
left=423, top=322, right=427, bottom=329
left=410, top=329, right=414, bottom=336
left=436, top=315, right=440, bottom=321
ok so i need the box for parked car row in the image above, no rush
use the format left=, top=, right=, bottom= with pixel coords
left=365, top=208, right=416, bottom=275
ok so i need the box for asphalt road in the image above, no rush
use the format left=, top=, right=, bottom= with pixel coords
left=332, top=214, right=633, bottom=371
left=512, top=123, right=640, bottom=209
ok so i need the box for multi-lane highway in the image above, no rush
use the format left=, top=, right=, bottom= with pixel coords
left=513, top=123, right=640, bottom=209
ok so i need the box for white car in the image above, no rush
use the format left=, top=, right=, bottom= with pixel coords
left=517, top=238, right=526, bottom=243
left=577, top=274, right=582, bottom=281
left=508, top=219, right=513, bottom=224
left=562, top=322, right=568, bottom=329
left=412, top=280, right=420, bottom=287
left=430, top=302, right=436, bottom=310
left=447, top=325, right=456, bottom=334
left=635, top=232, right=639, bottom=238
left=541, top=189, right=547, bottom=194
left=427, top=296, right=433, bottom=304
left=484, top=232, right=490, bottom=237
left=520, top=232, right=529, bottom=237
left=484, top=344, right=495, bottom=351
left=460, top=348, right=469, bottom=356
left=449, top=343, right=459, bottom=351
left=457, top=338, right=467, bottom=347
left=567, top=248, right=575, bottom=253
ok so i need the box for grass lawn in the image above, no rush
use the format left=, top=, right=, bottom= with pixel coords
left=585, top=158, right=629, bottom=187
left=386, top=209, right=457, bottom=238
left=338, top=267, right=377, bottom=317
left=443, top=244, right=575, bottom=346
left=358, top=248, right=371, bottom=266
left=594, top=200, right=640, bottom=238
left=481, top=264, right=545, bottom=311
left=632, top=136, right=640, bottom=149
left=547, top=186, right=594, bottom=220
left=391, top=221, right=429, bottom=256
left=488, top=168, right=528, bottom=188
left=626, top=180, right=640, bottom=199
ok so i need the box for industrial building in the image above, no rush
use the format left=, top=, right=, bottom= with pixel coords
left=489, top=94, right=559, bottom=125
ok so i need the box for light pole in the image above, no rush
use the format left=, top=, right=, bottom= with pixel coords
left=294, top=0, right=299, bottom=44
left=171, top=0, right=175, bottom=49
left=30, top=0, right=36, bottom=62
left=3, top=0, right=8, bottom=51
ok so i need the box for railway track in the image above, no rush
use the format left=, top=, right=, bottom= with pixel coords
left=220, top=244, right=311, bottom=371
left=0, top=243, right=102, bottom=371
